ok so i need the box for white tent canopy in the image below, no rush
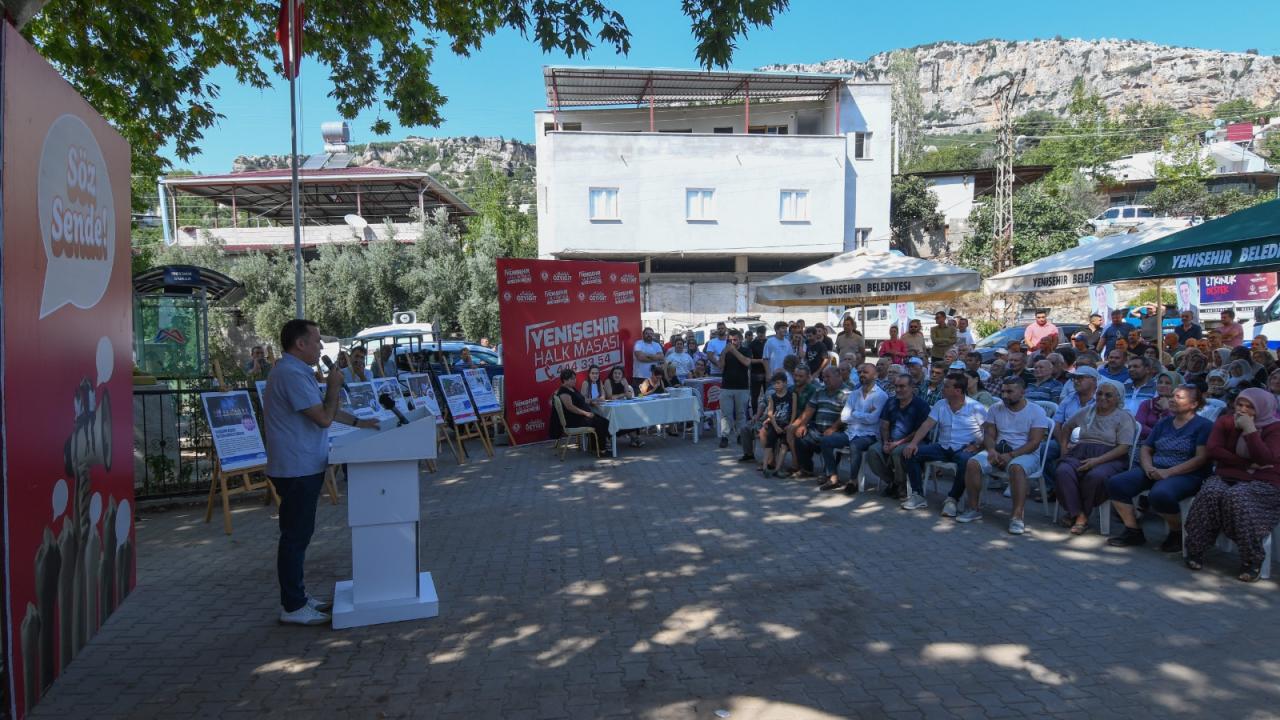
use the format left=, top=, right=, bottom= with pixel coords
left=754, top=248, right=981, bottom=306
left=983, top=220, right=1188, bottom=294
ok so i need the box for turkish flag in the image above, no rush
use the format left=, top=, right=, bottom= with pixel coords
left=276, top=0, right=304, bottom=79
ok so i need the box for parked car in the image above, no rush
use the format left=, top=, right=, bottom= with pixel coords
left=1089, top=205, right=1154, bottom=230
left=972, top=323, right=1087, bottom=364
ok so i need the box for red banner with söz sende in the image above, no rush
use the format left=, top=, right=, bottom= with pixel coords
left=497, top=259, right=642, bottom=445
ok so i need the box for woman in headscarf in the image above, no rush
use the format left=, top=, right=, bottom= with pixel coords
left=1135, top=370, right=1181, bottom=441
left=1269, top=368, right=1280, bottom=413
left=1183, top=389, right=1280, bottom=582
left=1054, top=379, right=1136, bottom=535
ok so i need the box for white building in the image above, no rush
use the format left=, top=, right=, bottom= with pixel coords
left=534, top=66, right=891, bottom=328
left=1103, top=141, right=1277, bottom=204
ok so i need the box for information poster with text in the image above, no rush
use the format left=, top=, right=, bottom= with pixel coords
left=497, top=259, right=642, bottom=444
left=438, top=373, right=479, bottom=424
left=463, top=369, right=501, bottom=415
left=200, top=392, right=268, bottom=472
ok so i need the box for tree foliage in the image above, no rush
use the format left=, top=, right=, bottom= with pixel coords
left=22, top=0, right=789, bottom=183
left=905, top=143, right=989, bottom=173
left=890, top=175, right=941, bottom=245
left=888, top=49, right=924, bottom=170
left=959, top=185, right=1087, bottom=276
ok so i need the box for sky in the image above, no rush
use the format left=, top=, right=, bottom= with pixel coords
left=168, top=0, right=1280, bottom=174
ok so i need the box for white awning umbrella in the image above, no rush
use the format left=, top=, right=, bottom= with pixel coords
left=983, top=220, right=1188, bottom=294
left=754, top=248, right=981, bottom=307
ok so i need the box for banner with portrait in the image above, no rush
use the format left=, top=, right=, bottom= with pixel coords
left=1088, top=284, right=1117, bottom=321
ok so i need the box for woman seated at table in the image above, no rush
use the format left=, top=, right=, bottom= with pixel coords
left=689, top=358, right=710, bottom=379
left=1055, top=381, right=1135, bottom=534
left=549, top=368, right=611, bottom=457
left=1184, top=389, right=1280, bottom=582
left=757, top=371, right=797, bottom=477
left=1135, top=370, right=1180, bottom=440
left=579, top=364, right=607, bottom=406
left=639, top=364, right=669, bottom=396
left=1105, top=384, right=1214, bottom=550
left=662, top=361, right=683, bottom=387
left=602, top=366, right=645, bottom=447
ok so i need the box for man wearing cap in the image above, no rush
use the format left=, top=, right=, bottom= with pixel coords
left=1023, top=310, right=1059, bottom=351
left=905, top=357, right=928, bottom=395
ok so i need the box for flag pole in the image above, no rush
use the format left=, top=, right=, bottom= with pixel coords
left=288, top=0, right=304, bottom=318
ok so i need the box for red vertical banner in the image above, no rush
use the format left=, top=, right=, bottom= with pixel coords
left=2, top=26, right=136, bottom=719
left=498, top=259, right=642, bottom=445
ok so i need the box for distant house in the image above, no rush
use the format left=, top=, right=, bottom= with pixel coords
left=899, top=165, right=1053, bottom=259
left=1101, top=141, right=1278, bottom=205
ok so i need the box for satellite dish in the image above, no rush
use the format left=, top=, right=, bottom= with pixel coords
left=344, top=214, right=368, bottom=230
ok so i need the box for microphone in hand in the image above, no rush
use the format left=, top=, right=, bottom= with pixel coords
left=320, top=355, right=348, bottom=390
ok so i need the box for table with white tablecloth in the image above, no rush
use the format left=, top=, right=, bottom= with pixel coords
left=593, top=395, right=701, bottom=457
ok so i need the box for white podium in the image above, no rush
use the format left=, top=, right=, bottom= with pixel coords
left=327, top=407, right=439, bottom=629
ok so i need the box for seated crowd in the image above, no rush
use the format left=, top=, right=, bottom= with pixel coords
left=554, top=310, right=1280, bottom=582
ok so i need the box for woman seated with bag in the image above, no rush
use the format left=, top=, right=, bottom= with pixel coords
left=756, top=371, right=797, bottom=477
left=549, top=368, right=612, bottom=457
left=1054, top=382, right=1136, bottom=535
left=1184, top=388, right=1280, bottom=582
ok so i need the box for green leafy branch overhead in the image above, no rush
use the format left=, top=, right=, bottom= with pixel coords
left=20, top=0, right=788, bottom=183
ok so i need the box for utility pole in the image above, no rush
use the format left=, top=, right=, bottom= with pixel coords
left=990, top=71, right=1024, bottom=274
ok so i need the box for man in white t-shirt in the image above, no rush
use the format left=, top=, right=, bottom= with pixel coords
left=704, top=322, right=729, bottom=376
left=762, top=321, right=793, bottom=376
left=665, top=337, right=695, bottom=380
left=957, top=375, right=1050, bottom=534
left=954, top=317, right=977, bottom=351
left=632, top=327, right=665, bottom=390
left=900, top=372, right=988, bottom=511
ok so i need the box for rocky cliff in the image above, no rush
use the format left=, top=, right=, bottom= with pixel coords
left=231, top=135, right=535, bottom=200
left=766, top=38, right=1280, bottom=132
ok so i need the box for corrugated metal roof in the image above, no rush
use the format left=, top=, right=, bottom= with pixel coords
left=543, top=66, right=852, bottom=108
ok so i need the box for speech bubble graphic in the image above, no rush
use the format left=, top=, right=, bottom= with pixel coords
left=96, top=335, right=114, bottom=385
left=116, top=498, right=131, bottom=549
left=52, top=478, right=68, bottom=521
left=37, top=113, right=115, bottom=319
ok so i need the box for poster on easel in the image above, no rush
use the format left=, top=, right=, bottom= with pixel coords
left=463, top=369, right=501, bottom=415
left=200, top=391, right=268, bottom=472
left=372, top=377, right=408, bottom=413
left=403, top=373, right=444, bottom=421
left=438, top=373, right=478, bottom=424
left=257, top=380, right=359, bottom=439
left=345, top=382, right=382, bottom=419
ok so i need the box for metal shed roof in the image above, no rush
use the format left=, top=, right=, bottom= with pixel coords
left=543, top=66, right=853, bottom=108
left=162, top=166, right=474, bottom=225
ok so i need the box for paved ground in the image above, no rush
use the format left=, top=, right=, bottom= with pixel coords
left=29, top=432, right=1280, bottom=720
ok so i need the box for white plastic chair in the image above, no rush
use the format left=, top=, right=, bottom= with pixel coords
left=1058, top=416, right=1141, bottom=534
left=985, top=419, right=1056, bottom=517
left=1034, top=400, right=1059, bottom=418
left=832, top=444, right=876, bottom=492
left=1181, top=496, right=1278, bottom=580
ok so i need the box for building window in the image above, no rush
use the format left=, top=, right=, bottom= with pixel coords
left=748, top=125, right=789, bottom=135
left=854, top=131, right=871, bottom=159
left=659, top=128, right=693, bottom=133
left=543, top=122, right=582, bottom=134
left=713, top=126, right=734, bottom=134
left=779, top=190, right=809, bottom=222
left=855, top=228, right=871, bottom=248
left=589, top=187, right=620, bottom=221
left=685, top=189, right=715, bottom=221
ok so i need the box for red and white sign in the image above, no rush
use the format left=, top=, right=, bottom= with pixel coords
left=685, top=378, right=722, bottom=412
left=498, top=259, right=641, bottom=445
left=3, top=25, right=135, bottom=719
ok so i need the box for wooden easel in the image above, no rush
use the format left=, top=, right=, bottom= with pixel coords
left=324, top=465, right=341, bottom=504
left=435, top=419, right=464, bottom=465
left=204, top=461, right=279, bottom=535
left=452, top=414, right=494, bottom=457
left=479, top=412, right=516, bottom=447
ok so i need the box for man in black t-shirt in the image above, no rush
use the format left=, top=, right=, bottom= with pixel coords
left=718, top=329, right=756, bottom=454
left=803, top=327, right=829, bottom=375
left=748, top=325, right=768, bottom=415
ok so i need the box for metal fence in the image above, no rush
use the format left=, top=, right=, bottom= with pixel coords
left=133, top=381, right=220, bottom=500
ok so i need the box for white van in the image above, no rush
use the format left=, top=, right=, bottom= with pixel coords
left=1089, top=205, right=1155, bottom=230
left=1247, top=291, right=1280, bottom=350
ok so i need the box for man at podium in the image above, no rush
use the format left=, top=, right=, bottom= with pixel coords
left=264, top=319, right=379, bottom=626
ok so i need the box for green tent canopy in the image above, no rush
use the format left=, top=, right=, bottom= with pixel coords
left=1093, top=198, right=1280, bottom=283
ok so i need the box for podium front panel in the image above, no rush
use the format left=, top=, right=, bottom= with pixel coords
left=347, top=460, right=420, bottom=527
left=352, top=524, right=420, bottom=604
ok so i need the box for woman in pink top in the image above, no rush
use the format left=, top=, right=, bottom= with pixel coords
left=878, top=325, right=908, bottom=364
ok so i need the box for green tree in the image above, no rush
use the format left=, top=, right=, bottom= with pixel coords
left=405, top=209, right=468, bottom=335
left=890, top=175, right=942, bottom=245
left=887, top=49, right=924, bottom=170
left=905, top=143, right=989, bottom=173
left=1214, top=98, right=1261, bottom=121
left=960, top=185, right=1087, bottom=276
left=462, top=160, right=537, bottom=258
left=20, top=1, right=790, bottom=185
left=1020, top=78, right=1126, bottom=181
left=458, top=221, right=504, bottom=341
